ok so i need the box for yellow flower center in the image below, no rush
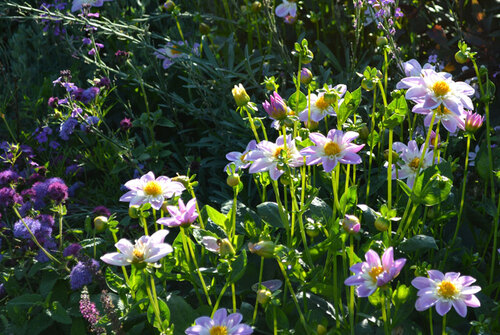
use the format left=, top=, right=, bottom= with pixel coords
left=436, top=105, right=452, bottom=116
left=437, top=280, right=458, bottom=299
left=432, top=80, right=450, bottom=97
left=323, top=141, right=341, bottom=157
left=144, top=181, right=162, bottom=196
left=368, top=266, right=385, bottom=282
left=273, top=146, right=285, bottom=158
left=170, top=45, right=182, bottom=55
left=409, top=157, right=420, bottom=170
left=240, top=152, right=248, bottom=162
left=133, top=248, right=144, bottom=260
left=209, top=326, right=228, bottom=335
left=315, top=96, right=330, bottom=110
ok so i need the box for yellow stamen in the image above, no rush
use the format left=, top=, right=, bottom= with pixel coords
left=315, top=96, right=330, bottom=110
left=436, top=105, right=452, bottom=116
left=437, top=280, right=458, bottom=299
left=273, top=146, right=284, bottom=158
left=133, top=248, right=144, bottom=260
left=170, top=45, right=182, bottom=55
left=323, top=141, right=341, bottom=157
left=144, top=181, right=162, bottom=196
left=432, top=80, right=450, bottom=97
left=209, top=326, right=228, bottom=335
left=368, top=266, right=385, bottom=282
left=240, top=152, right=247, bottom=162
left=408, top=157, right=420, bottom=170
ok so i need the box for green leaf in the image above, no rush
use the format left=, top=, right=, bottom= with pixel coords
left=339, top=186, right=357, bottom=216
left=256, top=202, right=284, bottom=228
left=7, top=294, right=43, bottom=307
left=265, top=306, right=289, bottom=330
left=308, top=197, right=332, bottom=221
left=39, top=272, right=58, bottom=298
left=420, top=173, right=452, bottom=206
left=230, top=250, right=247, bottom=283
left=315, top=41, right=342, bottom=72
left=105, top=267, right=126, bottom=293
left=288, top=91, right=307, bottom=113
left=397, top=180, right=412, bottom=197
left=400, top=235, right=438, bottom=252
left=205, top=205, right=229, bottom=232
left=147, top=298, right=171, bottom=331
left=50, top=301, right=71, bottom=324
left=165, top=293, right=196, bottom=335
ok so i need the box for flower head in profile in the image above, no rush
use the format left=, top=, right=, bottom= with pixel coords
left=232, top=84, right=251, bottom=108
left=185, top=308, right=253, bottom=335
left=412, top=270, right=481, bottom=317
left=390, top=140, right=434, bottom=188
left=275, top=0, right=297, bottom=18
left=247, top=135, right=303, bottom=180
left=224, top=140, right=257, bottom=172
left=157, top=198, right=198, bottom=228
left=300, top=129, right=364, bottom=173
left=398, top=69, right=474, bottom=115
left=119, top=171, right=185, bottom=210
left=71, top=0, right=112, bottom=12
left=344, top=247, right=406, bottom=297
left=155, top=41, right=188, bottom=69
left=100, top=230, right=173, bottom=266
left=262, top=92, right=290, bottom=121
left=201, top=236, right=235, bottom=257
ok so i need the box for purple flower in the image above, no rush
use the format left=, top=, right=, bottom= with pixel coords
left=464, top=111, right=484, bottom=134
left=100, top=230, right=173, bottom=266
left=71, top=0, right=112, bottom=12
left=13, top=217, right=42, bottom=240
left=390, top=140, right=435, bottom=188
left=93, top=206, right=111, bottom=217
left=48, top=97, right=59, bottom=108
left=79, top=288, right=104, bottom=334
left=247, top=135, right=304, bottom=180
left=82, top=37, right=92, bottom=45
left=80, top=116, right=100, bottom=132
left=73, top=87, right=100, bottom=104
left=157, top=198, right=198, bottom=227
left=47, top=181, right=68, bottom=203
left=0, top=170, right=19, bottom=185
left=120, top=117, right=132, bottom=131
left=0, top=187, right=22, bottom=208
left=224, top=140, right=257, bottom=172
left=262, top=92, right=289, bottom=121
left=155, top=41, right=187, bottom=69
left=119, top=171, right=185, bottom=210
left=300, top=129, right=364, bottom=172
left=411, top=104, right=465, bottom=133
left=344, top=247, right=406, bottom=297
left=185, top=308, right=253, bottom=335
left=49, top=141, right=60, bottom=150
left=68, top=181, right=84, bottom=197
left=275, top=0, right=297, bottom=18
left=96, top=77, right=110, bottom=88
left=59, top=118, right=79, bottom=141
left=70, top=260, right=100, bottom=290
left=412, top=270, right=481, bottom=317
left=63, top=243, right=82, bottom=257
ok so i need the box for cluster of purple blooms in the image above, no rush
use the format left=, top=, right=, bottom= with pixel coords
left=69, top=258, right=100, bottom=290
left=40, top=0, right=67, bottom=36
left=362, top=0, right=403, bottom=34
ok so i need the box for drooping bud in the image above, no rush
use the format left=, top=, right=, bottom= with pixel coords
left=454, top=51, right=468, bottom=64
left=257, top=289, right=272, bottom=304
left=232, top=84, right=251, bottom=107
left=376, top=36, right=388, bottom=47
left=199, top=22, right=210, bottom=35
left=248, top=240, right=276, bottom=258
left=300, top=67, right=313, bottom=85
left=218, top=238, right=235, bottom=257
left=358, top=125, right=369, bottom=140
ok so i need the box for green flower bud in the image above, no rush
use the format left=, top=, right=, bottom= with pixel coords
left=93, top=216, right=108, bottom=232
left=361, top=79, right=375, bottom=91
left=199, top=22, right=210, bottom=35
left=376, top=36, right=388, bottom=47
left=129, top=205, right=140, bottom=219
left=257, top=289, right=272, bottom=304
left=454, top=51, right=468, bottom=64
left=374, top=217, right=390, bottom=232
left=218, top=238, right=236, bottom=257
left=232, top=84, right=251, bottom=107
left=227, top=175, right=240, bottom=187
left=163, top=0, right=175, bottom=11
left=251, top=1, right=262, bottom=12
left=359, top=125, right=369, bottom=140
left=248, top=240, right=275, bottom=258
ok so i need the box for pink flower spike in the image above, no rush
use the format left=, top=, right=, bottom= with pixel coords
left=412, top=271, right=481, bottom=317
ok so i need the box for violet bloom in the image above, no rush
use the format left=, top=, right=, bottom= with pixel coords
left=71, top=0, right=112, bottom=12
left=464, top=111, right=484, bottom=134
left=224, top=140, right=257, bottom=172
left=185, top=308, right=253, bottom=335
left=155, top=41, right=187, bottom=69
left=298, top=84, right=346, bottom=123
left=157, top=198, right=198, bottom=228
left=390, top=140, right=434, bottom=188
left=344, top=247, right=406, bottom=297
left=412, top=104, right=465, bottom=133
left=247, top=135, right=304, bottom=181
left=412, top=270, right=481, bottom=317
left=119, top=171, right=185, bottom=210
left=300, top=129, right=364, bottom=173
left=398, top=68, right=474, bottom=115
left=100, top=230, right=173, bottom=266
left=262, top=92, right=289, bottom=121
left=275, top=0, right=297, bottom=18
left=120, top=117, right=132, bottom=131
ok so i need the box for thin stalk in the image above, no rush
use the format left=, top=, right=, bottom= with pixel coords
left=272, top=180, right=291, bottom=246
left=387, top=128, right=394, bottom=211
left=252, top=256, right=265, bottom=324
left=276, top=259, right=311, bottom=335
left=442, top=314, right=447, bottom=335
left=140, top=215, right=149, bottom=236
left=58, top=204, right=64, bottom=251
left=245, top=108, right=261, bottom=143
left=273, top=306, right=278, bottom=335
left=430, top=309, right=434, bottom=335
left=211, top=282, right=230, bottom=317
left=348, top=235, right=355, bottom=335
left=174, top=15, right=185, bottom=42
left=183, top=228, right=212, bottom=307
left=381, top=293, right=390, bottom=335
left=0, top=114, right=17, bottom=141
left=187, top=187, right=205, bottom=229
left=145, top=274, right=164, bottom=332
left=366, top=85, right=377, bottom=202
left=231, top=187, right=237, bottom=242
left=231, top=283, right=237, bottom=313
left=489, top=187, right=500, bottom=284
left=331, top=168, right=341, bottom=219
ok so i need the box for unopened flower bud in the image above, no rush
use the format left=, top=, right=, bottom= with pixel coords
left=263, top=92, right=288, bottom=120
left=129, top=205, right=140, bottom=219
left=218, top=238, right=236, bottom=257
left=383, top=149, right=399, bottom=162
left=306, top=225, right=320, bottom=238
left=454, top=51, right=468, bottom=64
left=317, top=325, right=327, bottom=335
left=93, top=216, right=108, bottom=232
left=257, top=289, right=272, bottom=304
left=341, top=214, right=360, bottom=235
left=429, top=130, right=441, bottom=149
left=361, top=78, right=375, bottom=91
left=302, top=50, right=314, bottom=64
left=359, top=125, right=369, bottom=140
left=374, top=217, right=390, bottom=232
left=227, top=175, right=240, bottom=187
left=464, top=111, right=484, bottom=134
left=171, top=175, right=190, bottom=188
left=376, top=36, right=388, bottom=47
left=248, top=240, right=275, bottom=258
left=164, top=0, right=175, bottom=11
left=300, top=68, right=313, bottom=85
left=232, top=84, right=251, bottom=107
left=323, top=93, right=337, bottom=106
left=199, top=22, right=210, bottom=35
left=251, top=1, right=262, bottom=12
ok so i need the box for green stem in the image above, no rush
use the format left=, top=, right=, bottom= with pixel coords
left=366, top=85, right=377, bottom=202
left=1, top=114, right=16, bottom=141
left=58, top=204, right=64, bottom=251
left=231, top=187, right=237, bottom=242
left=183, top=228, right=212, bottom=307
left=140, top=215, right=149, bottom=236
left=430, top=309, right=434, bottom=335
left=187, top=186, right=205, bottom=229
left=349, top=235, right=355, bottom=335
left=252, top=256, right=265, bottom=324
left=272, top=180, right=290, bottom=246
left=245, top=108, right=261, bottom=143
left=489, top=186, right=500, bottom=284
left=145, top=273, right=164, bottom=332
left=442, top=314, right=447, bottom=335
left=381, top=293, right=390, bottom=335
left=387, top=128, right=394, bottom=211
left=175, top=16, right=185, bottom=42
left=231, top=283, right=237, bottom=313
left=211, top=282, right=230, bottom=317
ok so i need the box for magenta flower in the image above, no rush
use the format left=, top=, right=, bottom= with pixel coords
left=398, top=69, right=474, bottom=115
left=157, top=198, right=198, bottom=228
left=300, top=129, right=364, bottom=173
left=224, top=140, right=257, bottom=172
left=247, top=135, right=304, bottom=180
left=411, top=104, right=465, bottom=133
left=412, top=270, right=481, bottom=317
left=262, top=92, right=289, bottom=121
left=275, top=0, right=297, bottom=18
left=185, top=308, right=253, bottom=335
left=100, top=230, right=173, bottom=266
left=464, top=111, right=484, bottom=134
left=396, top=59, right=436, bottom=89
left=344, top=247, right=406, bottom=297
left=119, top=171, right=185, bottom=210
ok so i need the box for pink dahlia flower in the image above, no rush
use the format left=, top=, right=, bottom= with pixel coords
left=185, top=308, right=253, bottom=335
left=157, top=198, right=198, bottom=228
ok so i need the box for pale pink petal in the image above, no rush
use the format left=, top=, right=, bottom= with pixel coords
left=415, top=294, right=437, bottom=311
left=452, top=299, right=467, bottom=317
left=435, top=300, right=452, bottom=316
left=101, top=252, right=130, bottom=266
